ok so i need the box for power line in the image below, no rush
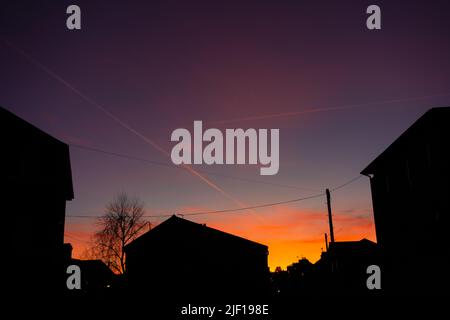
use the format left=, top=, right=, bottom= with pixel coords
left=1, top=39, right=368, bottom=221
left=1, top=38, right=245, bottom=210
left=66, top=192, right=324, bottom=219
left=70, top=143, right=319, bottom=192
left=330, top=175, right=363, bottom=191
left=166, top=193, right=325, bottom=216
left=66, top=174, right=363, bottom=220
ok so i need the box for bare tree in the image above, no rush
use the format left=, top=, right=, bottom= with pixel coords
left=88, top=193, right=148, bottom=274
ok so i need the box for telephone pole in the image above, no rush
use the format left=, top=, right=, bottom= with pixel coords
left=326, top=188, right=335, bottom=244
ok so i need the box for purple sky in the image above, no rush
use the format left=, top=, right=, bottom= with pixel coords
left=1, top=0, right=450, bottom=268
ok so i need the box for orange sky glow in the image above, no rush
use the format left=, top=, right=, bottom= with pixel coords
left=65, top=204, right=376, bottom=271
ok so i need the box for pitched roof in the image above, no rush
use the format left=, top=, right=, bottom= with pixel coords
left=328, top=238, right=377, bottom=252
left=361, top=107, right=450, bottom=175
left=125, top=215, right=268, bottom=252
left=0, top=106, right=69, bottom=146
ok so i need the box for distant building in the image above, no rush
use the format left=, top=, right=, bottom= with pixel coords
left=1, top=106, right=74, bottom=293
left=63, top=244, right=115, bottom=295
left=286, top=257, right=313, bottom=277
left=361, top=107, right=450, bottom=294
left=68, top=257, right=115, bottom=295
left=314, top=239, right=380, bottom=295
left=124, top=215, right=270, bottom=299
left=272, top=258, right=314, bottom=297
left=271, top=239, right=379, bottom=297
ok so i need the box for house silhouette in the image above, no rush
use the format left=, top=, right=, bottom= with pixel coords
left=361, top=107, right=450, bottom=295
left=62, top=243, right=115, bottom=297
left=314, top=239, right=380, bottom=295
left=1, top=106, right=74, bottom=294
left=124, top=215, right=270, bottom=300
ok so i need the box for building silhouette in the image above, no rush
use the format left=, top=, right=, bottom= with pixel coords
left=1, top=106, right=74, bottom=294
left=125, top=215, right=270, bottom=300
left=63, top=243, right=115, bottom=297
left=272, top=239, right=379, bottom=297
left=271, top=257, right=314, bottom=297
left=361, top=107, right=450, bottom=295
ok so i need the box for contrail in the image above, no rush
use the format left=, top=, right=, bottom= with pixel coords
left=2, top=39, right=246, bottom=208
left=209, top=93, right=450, bottom=125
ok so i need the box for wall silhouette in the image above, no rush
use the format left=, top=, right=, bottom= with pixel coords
left=272, top=239, right=380, bottom=297
left=361, top=107, right=450, bottom=295
left=1, top=106, right=74, bottom=296
left=3, top=105, right=448, bottom=301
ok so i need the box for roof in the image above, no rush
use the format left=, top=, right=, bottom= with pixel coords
left=125, top=215, right=268, bottom=252
left=361, top=107, right=450, bottom=175
left=71, top=259, right=114, bottom=275
left=0, top=106, right=74, bottom=200
left=328, top=238, right=377, bottom=252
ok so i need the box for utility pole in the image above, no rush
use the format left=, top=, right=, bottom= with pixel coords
left=324, top=233, right=329, bottom=251
left=326, top=188, right=335, bottom=244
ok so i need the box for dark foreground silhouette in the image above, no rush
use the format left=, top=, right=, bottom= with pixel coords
left=3, top=106, right=449, bottom=311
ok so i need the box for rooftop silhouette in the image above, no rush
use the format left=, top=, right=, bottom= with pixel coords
left=361, top=107, right=450, bottom=295
left=3, top=104, right=449, bottom=301
left=1, top=105, right=74, bottom=296
left=125, top=215, right=270, bottom=300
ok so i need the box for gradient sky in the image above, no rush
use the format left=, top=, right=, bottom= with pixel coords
left=1, top=0, right=450, bottom=270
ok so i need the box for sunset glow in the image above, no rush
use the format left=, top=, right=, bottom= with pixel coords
left=66, top=204, right=376, bottom=270
left=3, top=0, right=449, bottom=276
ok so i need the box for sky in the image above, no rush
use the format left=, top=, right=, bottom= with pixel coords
left=1, top=0, right=450, bottom=270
